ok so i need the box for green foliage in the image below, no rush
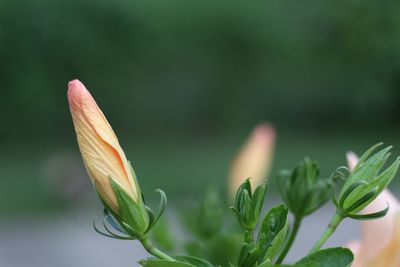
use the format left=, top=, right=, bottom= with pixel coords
left=335, top=144, right=400, bottom=219
left=140, top=255, right=214, bottom=267
left=278, top=158, right=332, bottom=218
left=110, top=178, right=150, bottom=235
left=3, top=0, right=400, bottom=144
left=92, top=144, right=399, bottom=267
left=182, top=189, right=242, bottom=266
left=296, top=248, right=353, bottom=267
left=150, top=217, right=175, bottom=251
left=140, top=259, right=195, bottom=267
left=259, top=248, right=353, bottom=267
left=196, top=189, right=224, bottom=239
left=231, top=180, right=289, bottom=267
left=232, top=180, right=268, bottom=230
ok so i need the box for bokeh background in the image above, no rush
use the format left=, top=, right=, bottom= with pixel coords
left=1, top=0, right=400, bottom=266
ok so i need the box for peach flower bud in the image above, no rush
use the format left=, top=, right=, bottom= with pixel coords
left=229, top=123, right=276, bottom=198
left=68, top=79, right=140, bottom=213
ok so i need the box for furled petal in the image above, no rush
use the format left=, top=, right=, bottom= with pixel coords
left=229, top=123, right=275, bottom=198
left=68, top=80, right=138, bottom=212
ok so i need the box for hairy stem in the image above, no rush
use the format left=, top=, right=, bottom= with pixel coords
left=276, top=216, right=303, bottom=264
left=308, top=212, right=343, bottom=255
left=139, top=236, right=175, bottom=261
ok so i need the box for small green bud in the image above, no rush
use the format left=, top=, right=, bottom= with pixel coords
left=231, top=179, right=268, bottom=230
left=278, top=158, right=332, bottom=218
left=335, top=144, right=400, bottom=219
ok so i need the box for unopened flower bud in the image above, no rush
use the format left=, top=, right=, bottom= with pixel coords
left=229, top=123, right=275, bottom=198
left=68, top=80, right=149, bottom=234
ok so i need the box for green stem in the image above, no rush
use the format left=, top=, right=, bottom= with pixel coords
left=139, top=236, right=175, bottom=261
left=275, top=216, right=303, bottom=264
left=244, top=229, right=254, bottom=244
left=308, top=212, right=343, bottom=255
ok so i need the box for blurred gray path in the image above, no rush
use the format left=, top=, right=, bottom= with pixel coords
left=0, top=206, right=361, bottom=267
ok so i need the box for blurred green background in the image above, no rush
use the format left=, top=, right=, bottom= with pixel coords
left=1, top=0, right=400, bottom=214
left=2, top=0, right=400, bottom=266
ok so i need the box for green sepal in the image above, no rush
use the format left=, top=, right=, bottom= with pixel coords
left=340, top=155, right=400, bottom=213
left=278, top=158, right=332, bottom=218
left=348, top=204, right=389, bottom=220
left=250, top=183, right=268, bottom=225
left=232, top=179, right=268, bottom=231
left=110, top=177, right=150, bottom=235
left=145, top=189, right=168, bottom=234
left=340, top=144, right=391, bottom=198
left=235, top=179, right=251, bottom=212
left=103, top=209, right=127, bottom=234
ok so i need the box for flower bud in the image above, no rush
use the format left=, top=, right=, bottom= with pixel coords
left=229, top=123, right=275, bottom=198
left=338, top=144, right=400, bottom=215
left=278, top=158, right=332, bottom=217
left=68, top=80, right=148, bottom=233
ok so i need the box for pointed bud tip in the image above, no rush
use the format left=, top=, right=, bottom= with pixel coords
left=253, top=122, right=276, bottom=142
left=68, top=79, right=87, bottom=96
left=346, top=151, right=359, bottom=171
left=67, top=79, right=94, bottom=111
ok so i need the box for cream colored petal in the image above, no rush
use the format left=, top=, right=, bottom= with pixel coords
left=346, top=240, right=363, bottom=267
left=359, top=189, right=400, bottom=259
left=229, top=123, right=275, bottom=198
left=68, top=80, right=138, bottom=210
left=368, top=215, right=400, bottom=267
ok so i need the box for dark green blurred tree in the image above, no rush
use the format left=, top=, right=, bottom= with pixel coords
left=1, top=0, right=400, bottom=144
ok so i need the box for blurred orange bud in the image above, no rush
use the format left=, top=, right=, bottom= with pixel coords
left=68, top=79, right=140, bottom=213
left=229, top=123, right=276, bottom=198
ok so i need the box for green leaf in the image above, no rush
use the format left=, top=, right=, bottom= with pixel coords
left=240, top=204, right=288, bottom=266
left=174, top=255, right=214, bottom=267
left=296, top=247, right=354, bottom=267
left=264, top=218, right=288, bottom=260
left=258, top=205, right=288, bottom=259
left=139, top=259, right=195, bottom=267
left=258, top=262, right=311, bottom=267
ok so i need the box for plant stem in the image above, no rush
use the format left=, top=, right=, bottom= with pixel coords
left=308, top=212, right=343, bottom=255
left=139, top=236, right=175, bottom=261
left=275, top=216, right=303, bottom=264
left=244, top=229, right=254, bottom=244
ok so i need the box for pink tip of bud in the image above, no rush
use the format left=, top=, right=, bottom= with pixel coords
left=252, top=122, right=276, bottom=144
left=67, top=79, right=92, bottom=112
left=68, top=79, right=85, bottom=97
left=346, top=151, right=359, bottom=171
